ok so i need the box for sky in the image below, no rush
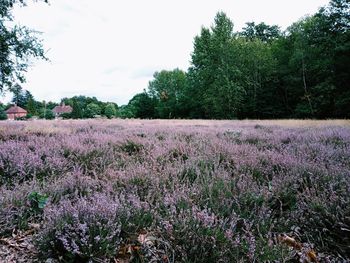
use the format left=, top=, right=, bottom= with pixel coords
left=2, top=0, right=330, bottom=105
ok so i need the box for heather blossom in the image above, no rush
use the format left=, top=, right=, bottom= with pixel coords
left=0, top=119, right=349, bottom=262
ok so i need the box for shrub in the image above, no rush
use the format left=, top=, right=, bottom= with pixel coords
left=0, top=120, right=349, bottom=261
left=46, top=172, right=102, bottom=204
left=120, top=140, right=144, bottom=155
left=37, top=195, right=122, bottom=262
left=0, top=184, right=43, bottom=236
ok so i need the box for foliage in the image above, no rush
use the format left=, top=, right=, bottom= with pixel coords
left=71, top=99, right=83, bottom=119
left=120, top=140, right=144, bottom=155
left=131, top=1, right=349, bottom=119
left=85, top=102, right=101, bottom=118
left=28, top=191, right=48, bottom=212
left=10, top=84, right=26, bottom=107
left=3, top=94, right=122, bottom=120
left=240, top=22, right=281, bottom=42
left=37, top=195, right=122, bottom=262
left=148, top=69, right=187, bottom=118
left=59, top=112, right=71, bottom=119
left=9, top=85, right=38, bottom=115
left=186, top=12, right=245, bottom=119
left=39, top=108, right=54, bottom=119
left=0, top=104, right=7, bottom=120
left=0, top=0, right=48, bottom=92
left=25, top=92, right=37, bottom=115
left=127, top=92, right=156, bottom=119
left=117, top=104, right=135, bottom=118
left=104, top=103, right=117, bottom=119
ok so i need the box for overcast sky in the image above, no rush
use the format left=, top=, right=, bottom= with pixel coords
left=2, top=0, right=330, bottom=105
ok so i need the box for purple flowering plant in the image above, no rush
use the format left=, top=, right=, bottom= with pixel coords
left=0, top=119, right=349, bottom=262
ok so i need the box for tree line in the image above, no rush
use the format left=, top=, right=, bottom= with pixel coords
left=0, top=84, right=119, bottom=120
left=1, top=0, right=349, bottom=120
left=125, top=0, right=349, bottom=119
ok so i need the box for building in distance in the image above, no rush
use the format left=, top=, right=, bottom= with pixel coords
left=6, top=105, right=27, bottom=120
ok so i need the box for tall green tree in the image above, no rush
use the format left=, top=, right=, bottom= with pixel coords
left=234, top=38, right=280, bottom=118
left=186, top=27, right=213, bottom=118
left=135, top=1, right=349, bottom=119
left=23, top=90, right=37, bottom=115
left=187, top=12, right=245, bottom=119
left=148, top=69, right=187, bottom=118
left=272, top=0, right=350, bottom=118
left=10, top=83, right=26, bottom=107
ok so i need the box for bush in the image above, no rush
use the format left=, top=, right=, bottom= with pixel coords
left=0, top=185, right=44, bottom=236
left=120, top=140, right=144, bottom=155
left=0, top=120, right=349, bottom=262
left=37, top=195, right=122, bottom=262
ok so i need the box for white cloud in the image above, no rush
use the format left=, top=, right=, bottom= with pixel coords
left=3, top=0, right=329, bottom=105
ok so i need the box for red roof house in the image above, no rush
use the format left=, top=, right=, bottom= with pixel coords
left=6, top=105, right=27, bottom=120
left=52, top=103, right=73, bottom=117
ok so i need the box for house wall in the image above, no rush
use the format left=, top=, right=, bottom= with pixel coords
left=7, top=113, right=15, bottom=120
left=6, top=113, right=27, bottom=120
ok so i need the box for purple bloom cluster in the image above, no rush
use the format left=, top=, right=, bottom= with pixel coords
left=38, top=193, right=122, bottom=261
left=0, top=119, right=349, bottom=262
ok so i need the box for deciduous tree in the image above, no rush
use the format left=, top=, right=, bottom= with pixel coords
left=0, top=0, right=48, bottom=92
left=104, top=103, right=117, bottom=119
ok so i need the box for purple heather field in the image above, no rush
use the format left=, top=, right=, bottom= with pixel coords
left=0, top=119, right=349, bottom=262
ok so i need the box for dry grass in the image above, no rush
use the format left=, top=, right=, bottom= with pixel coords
left=7, top=118, right=349, bottom=127
left=1, top=119, right=348, bottom=139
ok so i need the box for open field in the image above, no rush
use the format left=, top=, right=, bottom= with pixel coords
left=0, top=119, right=349, bottom=262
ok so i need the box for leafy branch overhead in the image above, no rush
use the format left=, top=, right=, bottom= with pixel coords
left=0, top=0, right=48, bottom=92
